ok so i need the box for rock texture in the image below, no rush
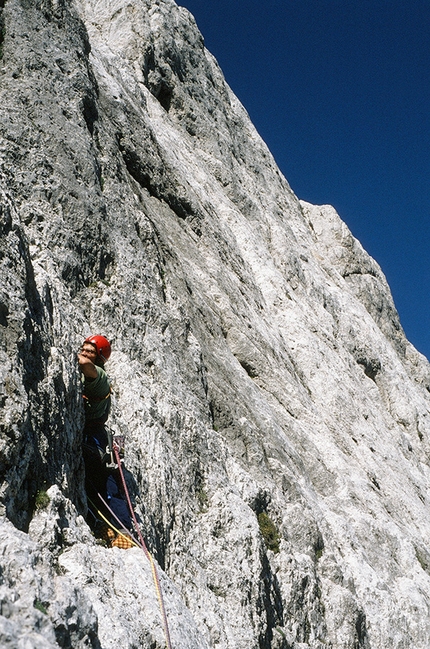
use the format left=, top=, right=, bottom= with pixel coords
left=1, top=1, right=430, bottom=648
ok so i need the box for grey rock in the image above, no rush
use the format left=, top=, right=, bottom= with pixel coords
left=0, top=0, right=429, bottom=648
left=0, top=510, right=99, bottom=649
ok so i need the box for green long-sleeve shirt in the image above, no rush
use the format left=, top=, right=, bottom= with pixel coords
left=82, top=365, right=111, bottom=422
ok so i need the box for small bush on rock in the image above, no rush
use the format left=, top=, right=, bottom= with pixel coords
left=258, top=512, right=280, bottom=553
left=35, top=490, right=50, bottom=510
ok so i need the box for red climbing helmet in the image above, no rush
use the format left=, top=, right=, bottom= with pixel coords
left=84, top=335, right=111, bottom=362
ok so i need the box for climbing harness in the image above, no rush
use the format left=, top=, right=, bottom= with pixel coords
left=84, top=427, right=122, bottom=470
left=113, top=443, right=173, bottom=649
left=82, top=388, right=112, bottom=404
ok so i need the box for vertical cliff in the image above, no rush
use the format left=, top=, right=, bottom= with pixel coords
left=1, top=1, right=430, bottom=648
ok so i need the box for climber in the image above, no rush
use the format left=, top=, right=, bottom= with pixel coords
left=79, top=335, right=112, bottom=414
left=79, top=335, right=134, bottom=541
left=79, top=335, right=114, bottom=518
left=79, top=334, right=112, bottom=453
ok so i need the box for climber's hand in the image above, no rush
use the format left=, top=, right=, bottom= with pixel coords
left=78, top=352, right=98, bottom=379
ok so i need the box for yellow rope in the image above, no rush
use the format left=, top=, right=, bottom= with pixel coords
left=88, top=488, right=173, bottom=649
left=87, top=498, right=140, bottom=549
left=113, top=445, right=173, bottom=649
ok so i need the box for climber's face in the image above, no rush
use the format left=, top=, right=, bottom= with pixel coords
left=80, top=343, right=98, bottom=360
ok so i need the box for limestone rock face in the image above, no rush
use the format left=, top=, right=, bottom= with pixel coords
left=0, top=1, right=430, bottom=648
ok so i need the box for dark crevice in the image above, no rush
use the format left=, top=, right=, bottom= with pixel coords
left=0, top=201, right=12, bottom=236
left=238, top=358, right=258, bottom=379
left=369, top=474, right=380, bottom=490
left=5, top=413, right=44, bottom=532
left=342, top=267, right=378, bottom=280
left=354, top=610, right=371, bottom=649
left=0, top=301, right=9, bottom=326
left=148, top=504, right=175, bottom=572
left=356, top=357, right=381, bottom=382
left=118, top=137, right=201, bottom=230
left=82, top=94, right=99, bottom=135
left=313, top=530, right=325, bottom=561
left=15, top=227, right=46, bottom=391
left=248, top=492, right=288, bottom=647
left=140, top=45, right=175, bottom=111
left=258, top=552, right=286, bottom=649
left=119, top=467, right=173, bottom=572
left=249, top=490, right=271, bottom=517
left=118, top=138, right=159, bottom=199
left=153, top=80, right=173, bottom=112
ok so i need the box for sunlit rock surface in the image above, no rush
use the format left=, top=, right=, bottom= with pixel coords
left=0, top=1, right=429, bottom=648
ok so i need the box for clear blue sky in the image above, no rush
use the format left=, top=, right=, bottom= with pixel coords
left=179, top=0, right=430, bottom=361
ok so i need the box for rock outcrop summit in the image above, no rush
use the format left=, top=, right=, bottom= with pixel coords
left=1, top=1, right=429, bottom=648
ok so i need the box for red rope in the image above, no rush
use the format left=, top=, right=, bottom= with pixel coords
left=113, top=444, right=173, bottom=649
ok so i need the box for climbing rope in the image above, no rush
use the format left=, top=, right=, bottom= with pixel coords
left=90, top=490, right=143, bottom=549
left=113, top=443, right=173, bottom=649
left=87, top=496, right=141, bottom=549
